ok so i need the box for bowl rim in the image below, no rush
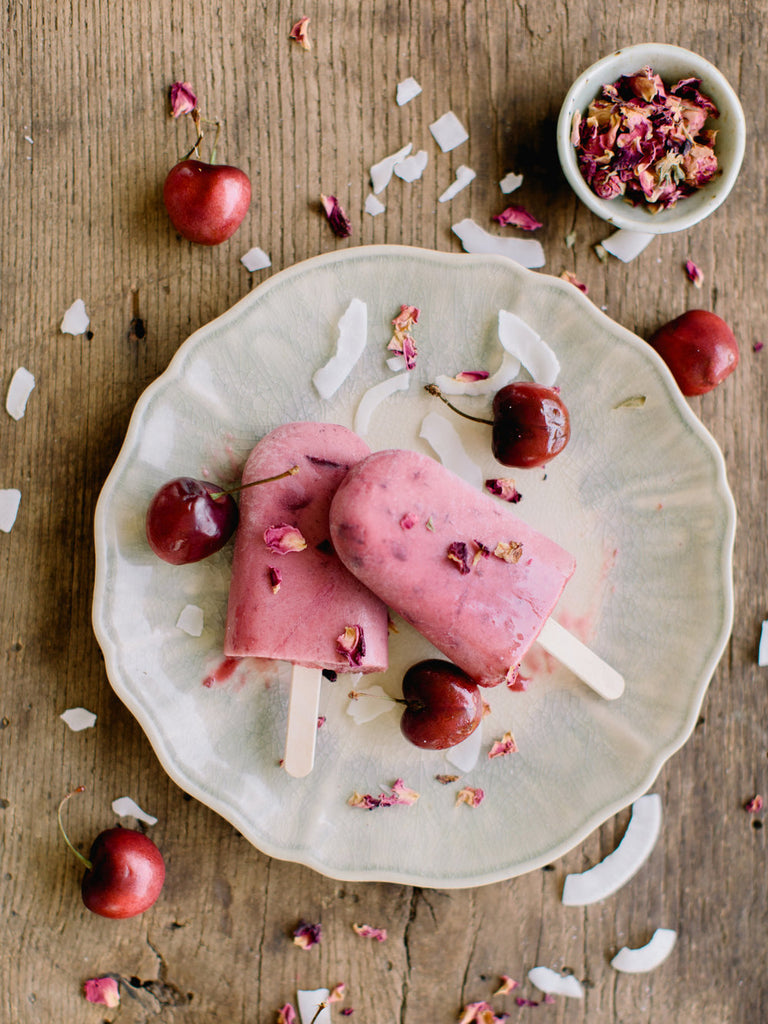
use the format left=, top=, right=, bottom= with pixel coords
left=556, top=42, right=746, bottom=234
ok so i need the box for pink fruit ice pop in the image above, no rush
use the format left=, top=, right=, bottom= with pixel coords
left=329, top=448, right=575, bottom=687
left=224, top=422, right=389, bottom=673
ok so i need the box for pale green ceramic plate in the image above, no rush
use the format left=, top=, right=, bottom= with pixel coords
left=93, top=245, right=735, bottom=887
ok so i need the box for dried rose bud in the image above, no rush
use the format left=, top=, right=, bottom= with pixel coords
left=289, top=15, right=311, bottom=50
left=685, top=259, right=704, bottom=288
left=494, top=204, right=542, bottom=230
left=336, top=625, right=366, bottom=666
left=320, top=193, right=352, bottom=237
left=169, top=81, right=197, bottom=118
left=264, top=523, right=307, bottom=554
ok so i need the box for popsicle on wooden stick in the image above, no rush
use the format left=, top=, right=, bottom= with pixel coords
left=329, top=449, right=623, bottom=699
left=225, top=423, right=389, bottom=776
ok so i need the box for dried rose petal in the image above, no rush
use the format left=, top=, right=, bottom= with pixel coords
left=745, top=795, right=764, bottom=813
left=352, top=923, right=388, bottom=941
left=560, top=270, right=588, bottom=294
left=320, top=193, right=352, bottom=238
left=493, top=975, right=519, bottom=996
left=387, top=305, right=420, bottom=369
left=268, top=566, right=282, bottom=593
left=399, top=512, right=418, bottom=530
left=494, top=204, right=543, bottom=231
left=293, top=919, right=322, bottom=950
left=454, top=370, right=490, bottom=383
left=169, top=81, right=197, bottom=118
left=317, top=715, right=326, bottom=728
left=485, top=478, right=522, bottom=503
left=278, top=1004, right=298, bottom=1024
left=264, top=524, right=307, bottom=554
left=456, top=785, right=485, bottom=807
left=493, top=540, right=523, bottom=564
left=341, top=1010, right=354, bottom=1017
left=489, top=732, right=518, bottom=758
left=435, top=773, right=460, bottom=784
left=328, top=983, right=346, bottom=1003
left=289, top=15, right=311, bottom=50
left=685, top=259, right=704, bottom=288
left=83, top=977, right=120, bottom=1008
left=348, top=778, right=419, bottom=809
left=336, top=625, right=366, bottom=667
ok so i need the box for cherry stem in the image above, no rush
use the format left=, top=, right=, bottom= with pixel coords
left=310, top=1002, right=328, bottom=1024
left=424, top=384, right=493, bottom=426
left=183, top=109, right=223, bottom=163
left=57, top=787, right=93, bottom=871
left=348, top=689, right=410, bottom=708
left=209, top=465, right=299, bottom=500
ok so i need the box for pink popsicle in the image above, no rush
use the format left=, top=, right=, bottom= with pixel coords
left=224, top=422, right=389, bottom=673
left=329, top=448, right=575, bottom=687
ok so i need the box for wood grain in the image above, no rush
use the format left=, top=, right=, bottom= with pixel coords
left=2, top=0, right=767, bottom=1021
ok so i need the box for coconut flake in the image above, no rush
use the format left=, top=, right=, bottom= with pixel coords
left=452, top=219, right=545, bottom=269
left=498, top=309, right=560, bottom=385
left=297, top=989, right=331, bottom=1024
left=312, top=298, right=368, bottom=399
left=601, top=229, right=655, bottom=263
left=61, top=299, right=90, bottom=335
left=434, top=350, right=520, bottom=396
left=396, top=76, right=422, bottom=105
left=6, top=367, right=36, bottom=420
left=176, top=603, right=204, bottom=637
left=419, top=412, right=483, bottom=490
left=429, top=111, right=469, bottom=152
left=346, top=683, right=395, bottom=724
left=364, top=193, right=386, bottom=216
left=562, top=793, right=662, bottom=905
left=370, top=142, right=413, bottom=194
left=500, top=171, right=524, bottom=194
left=60, top=707, right=97, bottom=731
left=445, top=719, right=482, bottom=771
left=758, top=620, right=768, bottom=666
left=611, top=928, right=677, bottom=973
left=0, top=489, right=21, bottom=532
left=354, top=372, right=410, bottom=435
left=528, top=967, right=584, bottom=999
left=439, top=165, right=476, bottom=203
left=394, top=149, right=429, bottom=183
left=240, top=246, right=271, bottom=272
left=111, top=796, right=158, bottom=825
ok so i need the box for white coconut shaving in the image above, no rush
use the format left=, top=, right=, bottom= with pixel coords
left=297, top=989, right=331, bottom=1024
left=394, top=149, right=429, bottom=183
left=433, top=351, right=520, bottom=397
left=364, top=193, right=386, bottom=216
left=354, top=373, right=410, bottom=435
left=562, top=793, right=662, bottom=905
left=429, top=111, right=469, bottom=152
left=240, top=246, right=271, bottom=272
left=312, top=298, right=368, bottom=400
left=370, top=142, right=413, bottom=194
left=601, top=229, right=655, bottom=263
left=452, top=219, right=545, bottom=269
left=500, top=171, right=524, bottom=194
left=611, top=928, right=677, bottom=973
left=60, top=707, right=97, bottom=732
left=60, top=299, right=90, bottom=335
left=528, top=967, right=584, bottom=999
left=498, top=309, right=560, bottom=385
left=176, top=604, right=204, bottom=637
left=0, top=489, right=21, bottom=532
left=758, top=620, right=768, bottom=666
left=386, top=355, right=406, bottom=372
left=439, top=165, right=476, bottom=203
left=111, top=796, right=158, bottom=825
left=445, top=721, right=482, bottom=771
left=346, top=684, right=396, bottom=725
left=6, top=367, right=36, bottom=420
left=419, top=412, right=483, bottom=490
left=396, top=76, right=422, bottom=105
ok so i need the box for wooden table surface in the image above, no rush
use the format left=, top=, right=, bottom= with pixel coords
left=2, top=2, right=767, bottom=1021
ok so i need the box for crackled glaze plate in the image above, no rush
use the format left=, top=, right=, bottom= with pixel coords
left=93, top=246, right=735, bottom=887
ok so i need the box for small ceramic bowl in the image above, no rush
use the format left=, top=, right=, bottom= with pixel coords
left=556, top=43, right=746, bottom=234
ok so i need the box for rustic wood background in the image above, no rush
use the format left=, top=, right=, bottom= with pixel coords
left=2, top=1, right=766, bottom=1021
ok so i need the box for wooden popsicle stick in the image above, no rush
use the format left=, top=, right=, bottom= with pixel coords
left=536, top=618, right=625, bottom=700
left=283, top=665, right=323, bottom=777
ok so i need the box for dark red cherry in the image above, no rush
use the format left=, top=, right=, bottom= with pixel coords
left=400, top=659, right=483, bottom=750
left=146, top=477, right=238, bottom=564
left=491, top=382, right=570, bottom=468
